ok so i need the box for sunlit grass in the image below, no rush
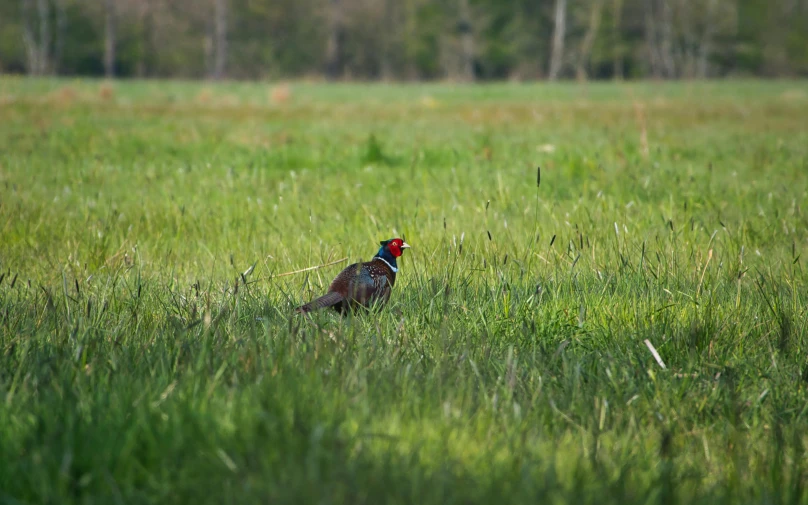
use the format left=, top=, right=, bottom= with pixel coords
left=1, top=78, right=807, bottom=504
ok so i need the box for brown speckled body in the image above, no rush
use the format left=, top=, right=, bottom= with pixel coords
left=297, top=259, right=396, bottom=313
left=326, top=258, right=396, bottom=313
left=296, top=238, right=409, bottom=314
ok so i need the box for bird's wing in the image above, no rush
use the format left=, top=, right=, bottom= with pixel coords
left=365, top=261, right=394, bottom=302
left=328, top=262, right=360, bottom=294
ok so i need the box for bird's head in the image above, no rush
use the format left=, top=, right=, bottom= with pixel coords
left=379, top=238, right=411, bottom=258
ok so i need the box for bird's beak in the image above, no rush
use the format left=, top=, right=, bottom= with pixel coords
left=401, top=242, right=411, bottom=249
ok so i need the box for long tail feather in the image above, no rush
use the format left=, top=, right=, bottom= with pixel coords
left=295, top=292, right=345, bottom=313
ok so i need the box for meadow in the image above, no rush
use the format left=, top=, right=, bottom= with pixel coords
left=0, top=77, right=807, bottom=504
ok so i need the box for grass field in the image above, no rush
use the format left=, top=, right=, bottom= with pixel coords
left=1, top=77, right=807, bottom=504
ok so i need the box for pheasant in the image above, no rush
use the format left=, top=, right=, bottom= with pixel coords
left=295, top=238, right=411, bottom=314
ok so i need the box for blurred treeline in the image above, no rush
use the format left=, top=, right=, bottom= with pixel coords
left=1, top=0, right=807, bottom=81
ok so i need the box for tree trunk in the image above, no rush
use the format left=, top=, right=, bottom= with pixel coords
left=136, top=0, right=151, bottom=77
left=213, top=0, right=227, bottom=79
left=458, top=0, right=474, bottom=81
left=36, top=0, right=50, bottom=74
left=576, top=0, right=605, bottom=81
left=54, top=0, right=66, bottom=74
left=612, top=0, right=624, bottom=79
left=105, top=0, right=116, bottom=78
left=548, top=0, right=567, bottom=80
left=645, top=0, right=662, bottom=78
left=205, top=9, right=214, bottom=77
left=675, top=0, right=696, bottom=78
left=380, top=0, right=395, bottom=80
left=21, top=0, right=39, bottom=75
left=696, top=0, right=719, bottom=78
left=325, top=0, right=344, bottom=80
left=658, top=0, right=676, bottom=77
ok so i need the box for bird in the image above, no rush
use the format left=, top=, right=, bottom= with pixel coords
left=295, top=237, right=411, bottom=314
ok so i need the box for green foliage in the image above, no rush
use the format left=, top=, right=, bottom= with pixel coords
left=2, top=0, right=808, bottom=79
left=361, top=133, right=397, bottom=166
left=1, top=79, right=808, bottom=503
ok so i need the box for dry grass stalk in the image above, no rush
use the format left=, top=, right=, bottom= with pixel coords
left=99, top=82, right=115, bottom=101
left=644, top=339, right=666, bottom=369
left=270, top=83, right=292, bottom=105
left=254, top=257, right=348, bottom=283
left=633, top=101, right=649, bottom=159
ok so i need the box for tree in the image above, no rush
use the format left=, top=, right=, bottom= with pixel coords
left=380, top=0, right=396, bottom=80
left=576, top=0, right=605, bottom=81
left=548, top=0, right=567, bottom=80
left=212, top=0, right=227, bottom=79
left=325, top=0, right=344, bottom=79
left=696, top=0, right=720, bottom=77
left=54, top=0, right=66, bottom=73
left=611, top=0, right=624, bottom=78
left=457, top=0, right=475, bottom=81
left=104, top=0, right=115, bottom=77
left=134, top=0, right=154, bottom=77
left=21, top=0, right=50, bottom=75
left=4, top=0, right=808, bottom=80
left=645, top=0, right=676, bottom=78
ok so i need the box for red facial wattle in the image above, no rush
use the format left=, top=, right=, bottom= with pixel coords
left=386, top=238, right=410, bottom=258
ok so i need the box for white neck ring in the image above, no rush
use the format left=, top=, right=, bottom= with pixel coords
left=376, top=257, right=398, bottom=273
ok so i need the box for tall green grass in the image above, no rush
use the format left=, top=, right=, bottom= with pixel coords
left=1, top=78, right=807, bottom=504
